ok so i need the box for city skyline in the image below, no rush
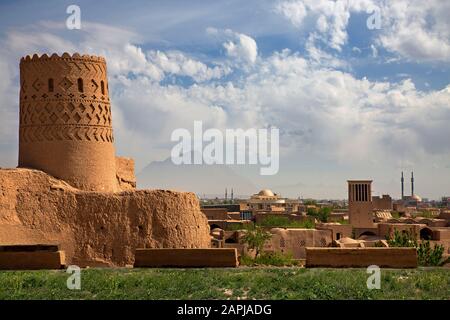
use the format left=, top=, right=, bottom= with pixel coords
left=1, top=0, right=449, bottom=199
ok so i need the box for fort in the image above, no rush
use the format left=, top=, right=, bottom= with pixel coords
left=19, top=53, right=116, bottom=192
left=1, top=53, right=449, bottom=270
left=0, top=53, right=211, bottom=267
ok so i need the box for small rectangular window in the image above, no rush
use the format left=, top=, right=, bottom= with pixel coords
left=78, top=78, right=83, bottom=92
left=48, top=79, right=54, bottom=92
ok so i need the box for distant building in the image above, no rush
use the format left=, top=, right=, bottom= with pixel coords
left=241, top=189, right=300, bottom=214
left=399, top=171, right=422, bottom=207
left=372, top=194, right=393, bottom=210
left=441, top=197, right=450, bottom=209
left=348, top=180, right=374, bottom=229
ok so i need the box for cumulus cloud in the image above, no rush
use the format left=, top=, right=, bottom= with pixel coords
left=275, top=0, right=375, bottom=51
left=378, top=0, right=450, bottom=62
left=147, top=50, right=231, bottom=82
left=207, top=27, right=258, bottom=64
left=276, top=0, right=450, bottom=62
left=0, top=16, right=449, bottom=197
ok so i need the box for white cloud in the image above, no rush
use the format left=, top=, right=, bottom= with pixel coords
left=0, top=18, right=449, bottom=197
left=378, top=0, right=450, bottom=62
left=370, top=44, right=378, bottom=58
left=275, top=0, right=375, bottom=51
left=147, top=50, right=231, bottom=82
left=207, top=28, right=258, bottom=64
left=275, top=1, right=307, bottom=28
left=276, top=0, right=450, bottom=62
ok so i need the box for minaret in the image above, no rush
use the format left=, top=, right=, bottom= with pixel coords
left=225, top=188, right=228, bottom=202
left=231, top=188, right=234, bottom=203
left=401, top=171, right=404, bottom=199
left=411, top=172, right=414, bottom=196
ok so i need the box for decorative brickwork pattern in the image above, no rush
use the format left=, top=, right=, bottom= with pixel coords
left=19, top=53, right=113, bottom=143
left=18, top=53, right=118, bottom=192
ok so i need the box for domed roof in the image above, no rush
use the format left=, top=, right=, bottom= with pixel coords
left=411, top=194, right=422, bottom=202
left=258, top=189, right=275, bottom=197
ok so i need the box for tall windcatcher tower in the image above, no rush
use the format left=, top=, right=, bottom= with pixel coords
left=348, top=180, right=374, bottom=228
left=19, top=53, right=117, bottom=192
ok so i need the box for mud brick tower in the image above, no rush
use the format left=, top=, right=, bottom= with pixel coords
left=19, top=53, right=117, bottom=191
left=348, top=180, right=374, bottom=228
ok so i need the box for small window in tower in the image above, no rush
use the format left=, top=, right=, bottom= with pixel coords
left=48, top=79, right=54, bottom=92
left=78, top=78, right=83, bottom=92
left=101, top=81, right=105, bottom=95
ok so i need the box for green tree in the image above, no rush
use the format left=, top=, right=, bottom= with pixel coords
left=303, top=199, right=317, bottom=206
left=417, top=241, right=445, bottom=266
left=317, top=207, right=331, bottom=222
left=241, top=226, right=272, bottom=258
left=306, top=207, right=317, bottom=216
left=307, top=207, right=331, bottom=222
left=386, top=230, right=444, bottom=266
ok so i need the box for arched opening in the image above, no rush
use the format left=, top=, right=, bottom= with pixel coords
left=358, top=231, right=377, bottom=238
left=209, top=224, right=221, bottom=230
left=360, top=231, right=376, bottom=236
left=420, top=228, right=433, bottom=240
left=77, top=78, right=83, bottom=92
left=101, top=80, right=105, bottom=95
left=48, top=78, right=54, bottom=92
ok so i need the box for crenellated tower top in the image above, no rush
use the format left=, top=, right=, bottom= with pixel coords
left=18, top=52, right=117, bottom=192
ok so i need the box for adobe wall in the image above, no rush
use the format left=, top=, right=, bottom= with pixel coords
left=202, top=208, right=229, bottom=220
left=315, top=223, right=353, bottom=241
left=134, top=248, right=238, bottom=268
left=305, top=248, right=418, bottom=268
left=0, top=168, right=211, bottom=267
left=19, top=53, right=117, bottom=192
left=267, top=228, right=332, bottom=259
left=115, top=156, right=136, bottom=190
left=377, top=223, right=424, bottom=240
left=372, top=195, right=393, bottom=210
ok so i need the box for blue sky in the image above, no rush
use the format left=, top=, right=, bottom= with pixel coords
left=0, top=0, right=449, bottom=198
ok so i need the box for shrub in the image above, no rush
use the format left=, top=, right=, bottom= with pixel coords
left=240, top=225, right=272, bottom=258
left=258, top=216, right=314, bottom=229
left=390, top=211, right=401, bottom=219
left=307, top=207, right=331, bottom=222
left=386, top=230, right=444, bottom=266
left=417, top=241, right=445, bottom=266
left=240, top=252, right=298, bottom=266
left=303, top=199, right=316, bottom=206
left=386, top=230, right=417, bottom=248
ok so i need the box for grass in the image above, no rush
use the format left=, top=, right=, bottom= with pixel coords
left=257, top=216, right=315, bottom=229
left=0, top=267, right=448, bottom=300
left=240, top=252, right=299, bottom=267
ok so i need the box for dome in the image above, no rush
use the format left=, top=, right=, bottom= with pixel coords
left=258, top=189, right=275, bottom=197
left=411, top=194, right=422, bottom=202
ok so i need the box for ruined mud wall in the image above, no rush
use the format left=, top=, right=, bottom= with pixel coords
left=19, top=53, right=117, bottom=192
left=0, top=168, right=211, bottom=266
